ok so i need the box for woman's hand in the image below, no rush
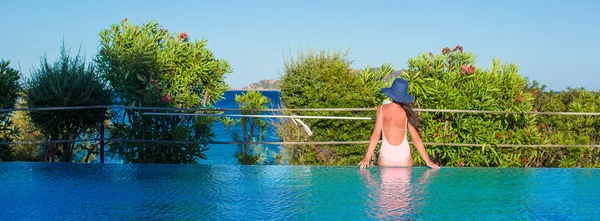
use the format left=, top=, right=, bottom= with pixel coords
left=427, top=161, right=440, bottom=169
left=358, top=159, right=371, bottom=169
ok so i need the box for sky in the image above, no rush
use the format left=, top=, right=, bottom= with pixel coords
left=2, top=0, right=599, bottom=90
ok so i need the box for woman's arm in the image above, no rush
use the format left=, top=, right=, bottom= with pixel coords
left=358, top=106, right=383, bottom=169
left=407, top=123, right=440, bottom=169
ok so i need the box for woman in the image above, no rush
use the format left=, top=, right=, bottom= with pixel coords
left=358, top=78, right=440, bottom=169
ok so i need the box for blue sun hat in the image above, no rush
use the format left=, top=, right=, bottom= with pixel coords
left=381, top=78, right=414, bottom=103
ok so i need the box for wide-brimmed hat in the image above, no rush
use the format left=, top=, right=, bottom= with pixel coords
left=381, top=78, right=414, bottom=103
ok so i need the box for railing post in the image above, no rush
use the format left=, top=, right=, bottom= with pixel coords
left=100, top=100, right=105, bottom=164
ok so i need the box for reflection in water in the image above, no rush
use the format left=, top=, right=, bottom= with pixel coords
left=360, top=167, right=436, bottom=220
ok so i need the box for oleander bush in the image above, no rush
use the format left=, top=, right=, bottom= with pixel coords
left=96, top=19, right=232, bottom=164
left=402, top=46, right=545, bottom=167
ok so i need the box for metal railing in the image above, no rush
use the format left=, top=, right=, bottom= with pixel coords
left=2, top=105, right=600, bottom=163
left=4, top=105, right=600, bottom=116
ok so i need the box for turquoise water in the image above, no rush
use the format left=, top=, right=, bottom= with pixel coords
left=101, top=90, right=283, bottom=164
left=204, top=90, right=283, bottom=165
left=1, top=163, right=598, bottom=220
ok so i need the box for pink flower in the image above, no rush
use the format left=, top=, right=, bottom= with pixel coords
left=162, top=94, right=171, bottom=103
left=180, top=32, right=189, bottom=41
left=122, top=18, right=128, bottom=23
left=461, top=65, right=475, bottom=75
left=461, top=65, right=468, bottom=74
left=459, top=160, right=465, bottom=167
left=150, top=79, right=157, bottom=85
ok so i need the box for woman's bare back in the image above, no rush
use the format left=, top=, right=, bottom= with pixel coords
left=381, top=104, right=408, bottom=145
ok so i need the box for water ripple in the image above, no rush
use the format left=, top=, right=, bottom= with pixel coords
left=1, top=163, right=599, bottom=220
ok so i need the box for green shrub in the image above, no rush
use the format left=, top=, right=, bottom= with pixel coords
left=402, top=46, right=545, bottom=167
left=276, top=45, right=598, bottom=168
left=96, top=19, right=232, bottom=164
left=222, top=91, right=271, bottom=164
left=26, top=44, right=109, bottom=162
left=277, top=48, right=393, bottom=165
left=527, top=83, right=600, bottom=167
left=11, top=92, right=44, bottom=162
left=0, top=59, right=22, bottom=161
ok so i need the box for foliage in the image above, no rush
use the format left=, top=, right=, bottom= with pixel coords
left=401, top=46, right=546, bottom=167
left=525, top=83, right=600, bottom=167
left=11, top=93, right=44, bottom=162
left=277, top=47, right=394, bottom=165
left=0, top=59, right=22, bottom=161
left=96, top=19, right=232, bottom=164
left=222, top=91, right=271, bottom=164
left=356, top=63, right=395, bottom=105
left=26, top=44, right=109, bottom=162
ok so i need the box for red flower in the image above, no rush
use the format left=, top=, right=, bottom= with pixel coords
left=180, top=32, right=189, bottom=41
left=162, top=94, right=171, bottom=103
left=453, top=45, right=464, bottom=53
left=442, top=47, right=452, bottom=55
left=461, top=65, right=475, bottom=75
left=150, top=79, right=157, bottom=85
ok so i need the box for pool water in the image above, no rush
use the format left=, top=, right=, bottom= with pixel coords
left=1, top=163, right=598, bottom=220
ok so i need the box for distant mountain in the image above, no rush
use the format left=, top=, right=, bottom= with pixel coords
left=367, top=68, right=405, bottom=82
left=242, top=69, right=406, bottom=90
left=243, top=79, right=279, bottom=90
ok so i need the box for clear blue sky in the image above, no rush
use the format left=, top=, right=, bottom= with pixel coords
left=2, top=0, right=599, bottom=90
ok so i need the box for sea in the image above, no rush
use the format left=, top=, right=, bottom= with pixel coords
left=95, top=90, right=282, bottom=164
left=202, top=90, right=283, bottom=164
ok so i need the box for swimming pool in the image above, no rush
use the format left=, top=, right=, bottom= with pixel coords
left=1, top=163, right=598, bottom=220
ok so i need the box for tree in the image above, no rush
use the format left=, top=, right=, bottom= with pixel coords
left=95, top=19, right=232, bottom=163
left=26, top=44, right=109, bottom=162
left=0, top=59, right=22, bottom=161
left=277, top=48, right=392, bottom=165
left=222, top=91, right=271, bottom=164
